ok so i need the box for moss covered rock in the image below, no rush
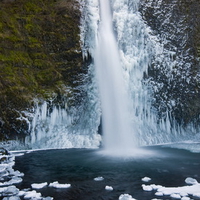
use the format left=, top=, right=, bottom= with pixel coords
left=0, top=0, right=87, bottom=140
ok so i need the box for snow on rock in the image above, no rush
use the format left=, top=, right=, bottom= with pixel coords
left=105, top=186, right=113, bottom=191
left=141, top=177, right=151, bottom=182
left=185, top=177, right=198, bottom=185
left=31, top=182, right=48, bottom=189
left=119, top=194, right=136, bottom=200
left=94, top=176, right=104, bottom=181
left=49, top=181, right=71, bottom=188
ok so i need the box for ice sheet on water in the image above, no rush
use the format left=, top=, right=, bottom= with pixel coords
left=31, top=182, right=48, bottom=189
left=49, top=181, right=71, bottom=188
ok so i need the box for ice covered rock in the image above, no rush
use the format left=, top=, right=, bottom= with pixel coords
left=31, top=182, right=48, bottom=189
left=185, top=177, right=198, bottom=185
left=94, top=176, right=104, bottom=181
left=49, top=181, right=71, bottom=188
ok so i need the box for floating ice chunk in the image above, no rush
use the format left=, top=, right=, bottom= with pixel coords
left=144, top=182, right=200, bottom=199
left=0, top=187, right=8, bottom=193
left=49, top=181, right=71, bottom=188
left=150, top=184, right=163, bottom=190
left=170, top=193, right=181, bottom=199
left=42, top=197, right=53, bottom=200
left=193, top=193, right=200, bottom=198
left=141, top=177, right=151, bottom=182
left=94, top=176, right=104, bottom=181
left=155, top=192, right=163, bottom=196
left=179, top=192, right=188, bottom=197
left=185, top=177, right=198, bottom=185
left=18, top=190, right=26, bottom=196
left=181, top=197, right=190, bottom=200
left=9, top=177, right=23, bottom=185
left=105, top=186, right=113, bottom=191
left=142, top=184, right=153, bottom=191
left=11, top=170, right=24, bottom=177
left=2, top=196, right=21, bottom=200
left=119, top=194, right=136, bottom=200
left=31, top=182, right=48, bottom=189
left=3, top=185, right=19, bottom=196
left=0, top=166, right=7, bottom=174
left=23, top=190, right=42, bottom=199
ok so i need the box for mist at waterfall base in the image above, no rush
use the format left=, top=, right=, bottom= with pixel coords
left=14, top=144, right=200, bottom=200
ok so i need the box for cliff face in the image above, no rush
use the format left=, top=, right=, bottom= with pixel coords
left=0, top=0, right=88, bottom=140
left=0, top=0, right=200, bottom=143
left=140, top=0, right=200, bottom=127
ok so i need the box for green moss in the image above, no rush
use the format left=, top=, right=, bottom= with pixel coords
left=0, top=0, right=86, bottom=138
left=24, top=2, right=43, bottom=14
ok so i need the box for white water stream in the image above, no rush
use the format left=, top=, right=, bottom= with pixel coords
left=94, top=0, right=136, bottom=153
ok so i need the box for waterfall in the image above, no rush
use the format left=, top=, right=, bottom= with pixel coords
left=11, top=0, right=199, bottom=151
left=94, top=0, right=136, bottom=153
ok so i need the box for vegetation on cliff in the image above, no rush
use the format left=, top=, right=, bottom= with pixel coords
left=0, top=0, right=87, bottom=140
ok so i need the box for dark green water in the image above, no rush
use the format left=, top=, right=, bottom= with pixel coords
left=14, top=145, right=200, bottom=200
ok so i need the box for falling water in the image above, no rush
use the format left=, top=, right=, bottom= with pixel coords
left=94, top=0, right=136, bottom=153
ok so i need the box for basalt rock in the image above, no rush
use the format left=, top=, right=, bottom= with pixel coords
left=140, top=0, right=200, bottom=127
